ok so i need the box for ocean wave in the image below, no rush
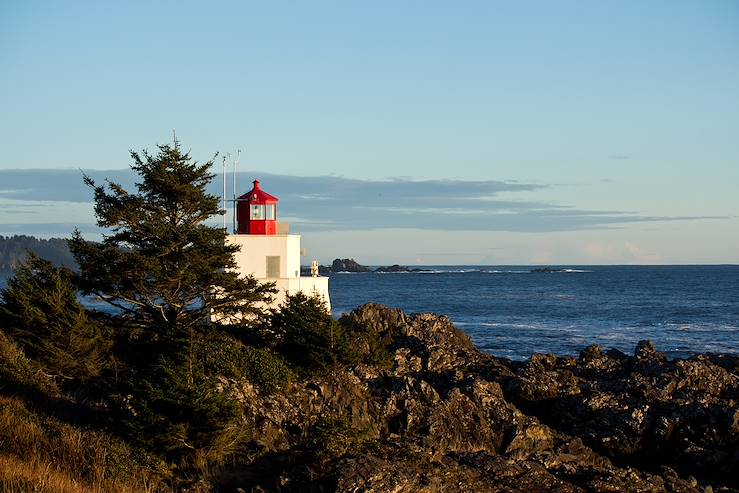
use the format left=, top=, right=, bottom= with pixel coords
left=478, top=322, right=544, bottom=330
left=339, top=268, right=591, bottom=275
left=660, top=322, right=739, bottom=332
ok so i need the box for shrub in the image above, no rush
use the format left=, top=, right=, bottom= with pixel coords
left=0, top=254, right=111, bottom=385
left=194, top=332, right=293, bottom=392
left=269, top=292, right=361, bottom=374
left=0, top=330, right=57, bottom=396
left=306, top=415, right=373, bottom=461
left=241, top=346, right=294, bottom=392
left=121, top=352, right=246, bottom=469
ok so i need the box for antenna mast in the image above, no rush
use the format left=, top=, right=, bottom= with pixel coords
left=232, top=150, right=241, bottom=234
left=222, top=156, right=227, bottom=231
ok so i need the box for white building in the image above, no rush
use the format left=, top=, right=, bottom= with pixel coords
left=225, top=179, right=330, bottom=313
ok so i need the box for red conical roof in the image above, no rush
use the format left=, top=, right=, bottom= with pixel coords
left=237, top=179, right=278, bottom=203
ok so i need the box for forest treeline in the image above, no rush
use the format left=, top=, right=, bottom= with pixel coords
left=0, top=235, right=76, bottom=273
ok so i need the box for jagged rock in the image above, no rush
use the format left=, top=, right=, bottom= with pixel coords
left=503, top=339, right=739, bottom=490
left=331, top=258, right=372, bottom=273
left=218, top=305, right=733, bottom=493
left=635, top=340, right=666, bottom=363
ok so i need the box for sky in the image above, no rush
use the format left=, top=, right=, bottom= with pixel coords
left=1, top=1, right=738, bottom=264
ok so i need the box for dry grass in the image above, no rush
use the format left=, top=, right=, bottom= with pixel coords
left=0, top=396, right=172, bottom=493
left=0, top=454, right=152, bottom=493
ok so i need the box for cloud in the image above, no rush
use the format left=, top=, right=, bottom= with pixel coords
left=583, top=241, right=663, bottom=264
left=1, top=210, right=39, bottom=215
left=0, top=169, right=137, bottom=203
left=0, top=169, right=726, bottom=235
left=0, top=222, right=100, bottom=237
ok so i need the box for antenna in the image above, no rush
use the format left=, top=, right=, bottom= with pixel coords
left=232, top=151, right=238, bottom=234
left=222, top=156, right=227, bottom=231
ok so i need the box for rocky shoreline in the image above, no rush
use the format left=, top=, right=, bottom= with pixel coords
left=216, top=304, right=739, bottom=492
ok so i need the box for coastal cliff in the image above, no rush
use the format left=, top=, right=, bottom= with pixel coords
left=215, top=304, right=738, bottom=492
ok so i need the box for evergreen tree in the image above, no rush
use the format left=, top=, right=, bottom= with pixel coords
left=67, top=140, right=276, bottom=467
left=69, top=141, right=275, bottom=341
left=0, top=254, right=109, bottom=384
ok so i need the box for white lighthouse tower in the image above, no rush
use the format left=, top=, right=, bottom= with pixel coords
left=226, top=179, right=330, bottom=312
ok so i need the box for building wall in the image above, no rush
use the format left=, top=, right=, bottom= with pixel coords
left=227, top=234, right=302, bottom=279
left=285, top=235, right=301, bottom=279
left=223, top=233, right=331, bottom=315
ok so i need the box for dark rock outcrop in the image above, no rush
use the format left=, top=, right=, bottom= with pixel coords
left=332, top=258, right=372, bottom=273
left=301, top=260, right=429, bottom=275
left=217, top=304, right=737, bottom=492
left=373, top=264, right=428, bottom=273
left=503, top=341, right=739, bottom=490
left=300, top=258, right=372, bottom=275
left=531, top=267, right=566, bottom=273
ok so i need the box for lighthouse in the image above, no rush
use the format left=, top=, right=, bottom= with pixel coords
left=225, top=179, right=330, bottom=315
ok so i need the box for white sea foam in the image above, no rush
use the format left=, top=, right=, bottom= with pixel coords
left=661, top=322, right=739, bottom=332
left=479, top=322, right=543, bottom=330
left=552, top=293, right=577, bottom=300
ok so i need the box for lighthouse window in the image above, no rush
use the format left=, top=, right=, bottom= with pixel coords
left=265, top=204, right=275, bottom=220
left=251, top=204, right=265, bottom=220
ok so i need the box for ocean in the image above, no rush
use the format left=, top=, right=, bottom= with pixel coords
left=2, top=265, right=737, bottom=361
left=328, top=265, right=739, bottom=361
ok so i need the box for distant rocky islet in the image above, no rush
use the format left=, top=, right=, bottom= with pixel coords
left=301, top=258, right=429, bottom=275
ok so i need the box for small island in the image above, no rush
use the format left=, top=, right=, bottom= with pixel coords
left=301, top=258, right=429, bottom=275
left=373, top=264, right=427, bottom=273
left=530, top=267, right=566, bottom=273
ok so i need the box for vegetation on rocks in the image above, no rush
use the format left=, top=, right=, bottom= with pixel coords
left=0, top=140, right=736, bottom=492
left=266, top=292, right=362, bottom=374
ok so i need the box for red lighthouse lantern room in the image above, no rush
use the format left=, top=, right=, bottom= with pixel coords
left=236, top=180, right=278, bottom=235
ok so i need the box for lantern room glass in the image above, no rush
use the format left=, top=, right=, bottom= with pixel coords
left=251, top=204, right=265, bottom=220
left=265, top=204, right=276, bottom=220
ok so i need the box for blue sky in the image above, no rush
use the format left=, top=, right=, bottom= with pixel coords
left=1, top=1, right=738, bottom=264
